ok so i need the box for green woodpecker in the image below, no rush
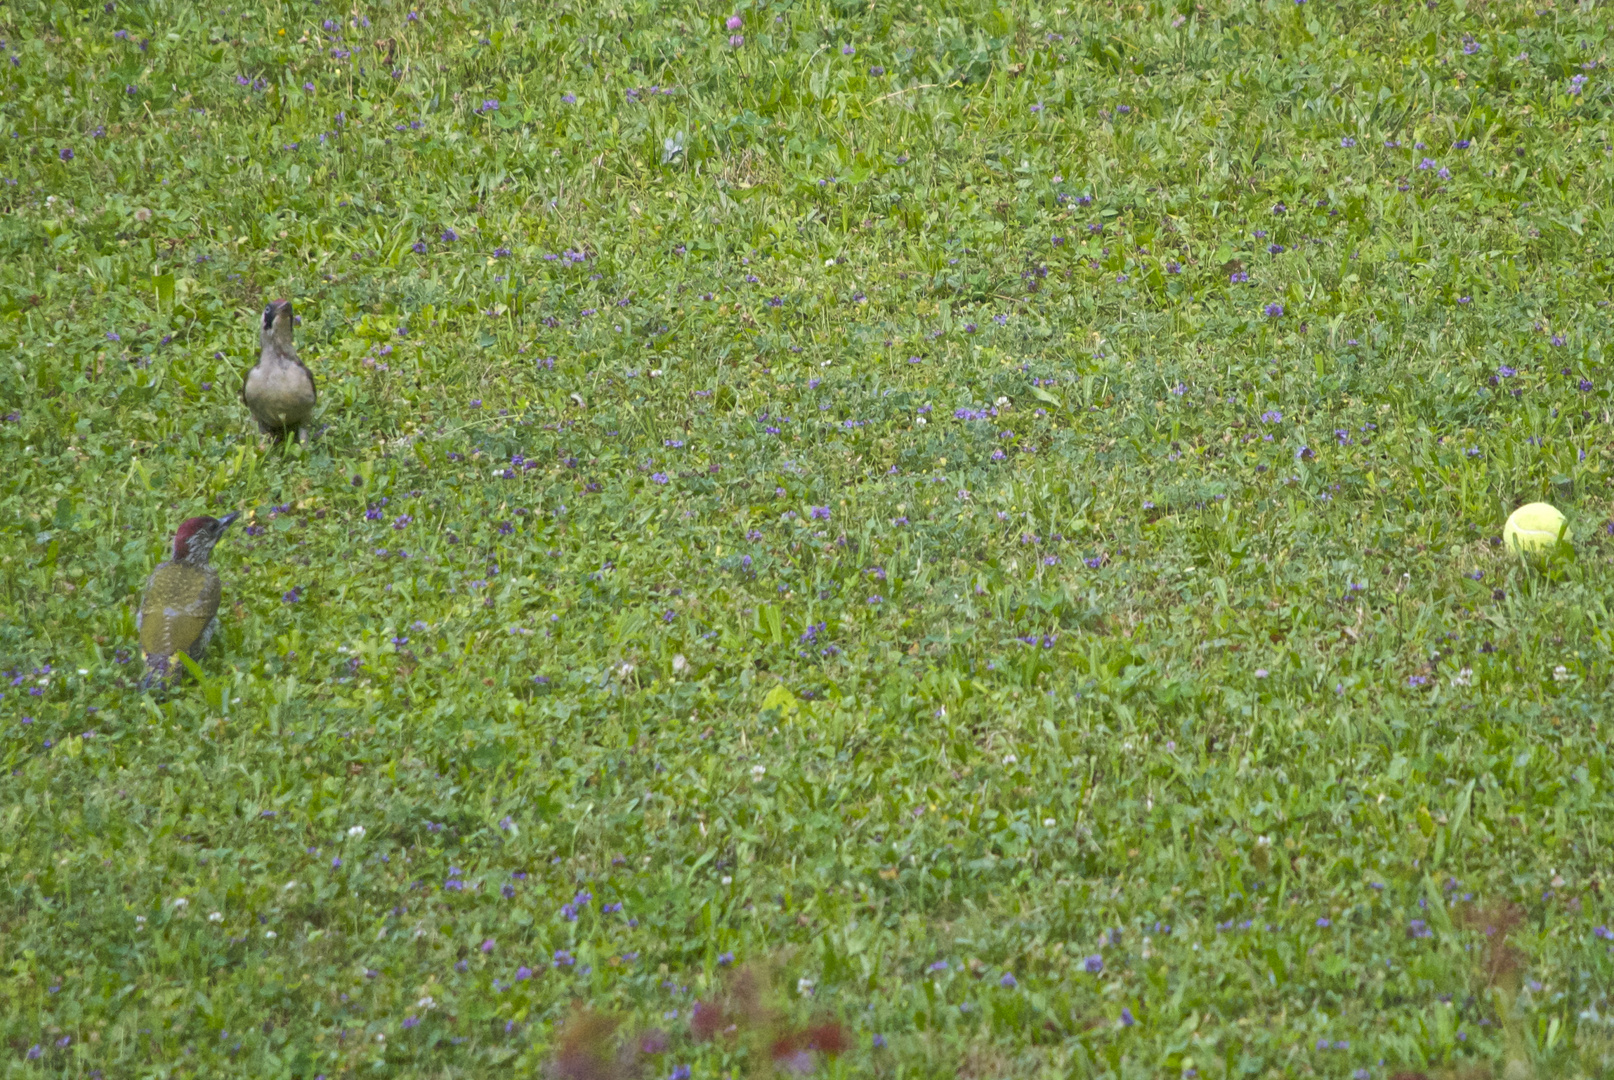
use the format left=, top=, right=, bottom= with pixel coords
left=242, top=299, right=317, bottom=442
left=137, top=513, right=238, bottom=688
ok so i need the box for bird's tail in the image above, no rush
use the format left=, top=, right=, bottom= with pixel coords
left=138, top=655, right=171, bottom=691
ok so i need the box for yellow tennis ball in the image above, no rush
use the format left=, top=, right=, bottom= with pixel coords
left=1503, top=502, right=1567, bottom=556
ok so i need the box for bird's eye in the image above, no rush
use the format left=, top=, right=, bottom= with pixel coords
left=263, top=306, right=276, bottom=330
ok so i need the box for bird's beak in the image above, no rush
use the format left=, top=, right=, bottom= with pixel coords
left=217, top=512, right=241, bottom=529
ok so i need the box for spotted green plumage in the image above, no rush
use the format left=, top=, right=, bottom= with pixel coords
left=138, top=562, right=221, bottom=664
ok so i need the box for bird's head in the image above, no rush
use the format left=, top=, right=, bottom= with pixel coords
left=260, top=299, right=295, bottom=351
left=172, top=512, right=239, bottom=565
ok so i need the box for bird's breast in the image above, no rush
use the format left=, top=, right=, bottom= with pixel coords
left=245, top=359, right=317, bottom=418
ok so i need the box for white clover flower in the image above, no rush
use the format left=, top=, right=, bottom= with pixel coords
left=752, top=765, right=766, bottom=779
left=172, top=897, right=188, bottom=909
left=1002, top=754, right=1018, bottom=765
left=208, top=911, right=223, bottom=923
left=348, top=825, right=366, bottom=839
left=265, top=930, right=277, bottom=939
left=1043, top=818, right=1057, bottom=828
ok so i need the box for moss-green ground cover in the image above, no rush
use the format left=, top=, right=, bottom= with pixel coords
left=4, top=0, right=1614, bottom=1076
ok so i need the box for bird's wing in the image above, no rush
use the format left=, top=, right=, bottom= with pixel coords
left=135, top=567, right=160, bottom=633
left=138, top=565, right=222, bottom=658
left=298, top=358, right=317, bottom=405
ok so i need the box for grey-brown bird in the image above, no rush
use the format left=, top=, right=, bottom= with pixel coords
left=242, top=299, right=317, bottom=442
left=137, top=513, right=238, bottom=689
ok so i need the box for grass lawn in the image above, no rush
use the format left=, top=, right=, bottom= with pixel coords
left=4, top=0, right=1614, bottom=1076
